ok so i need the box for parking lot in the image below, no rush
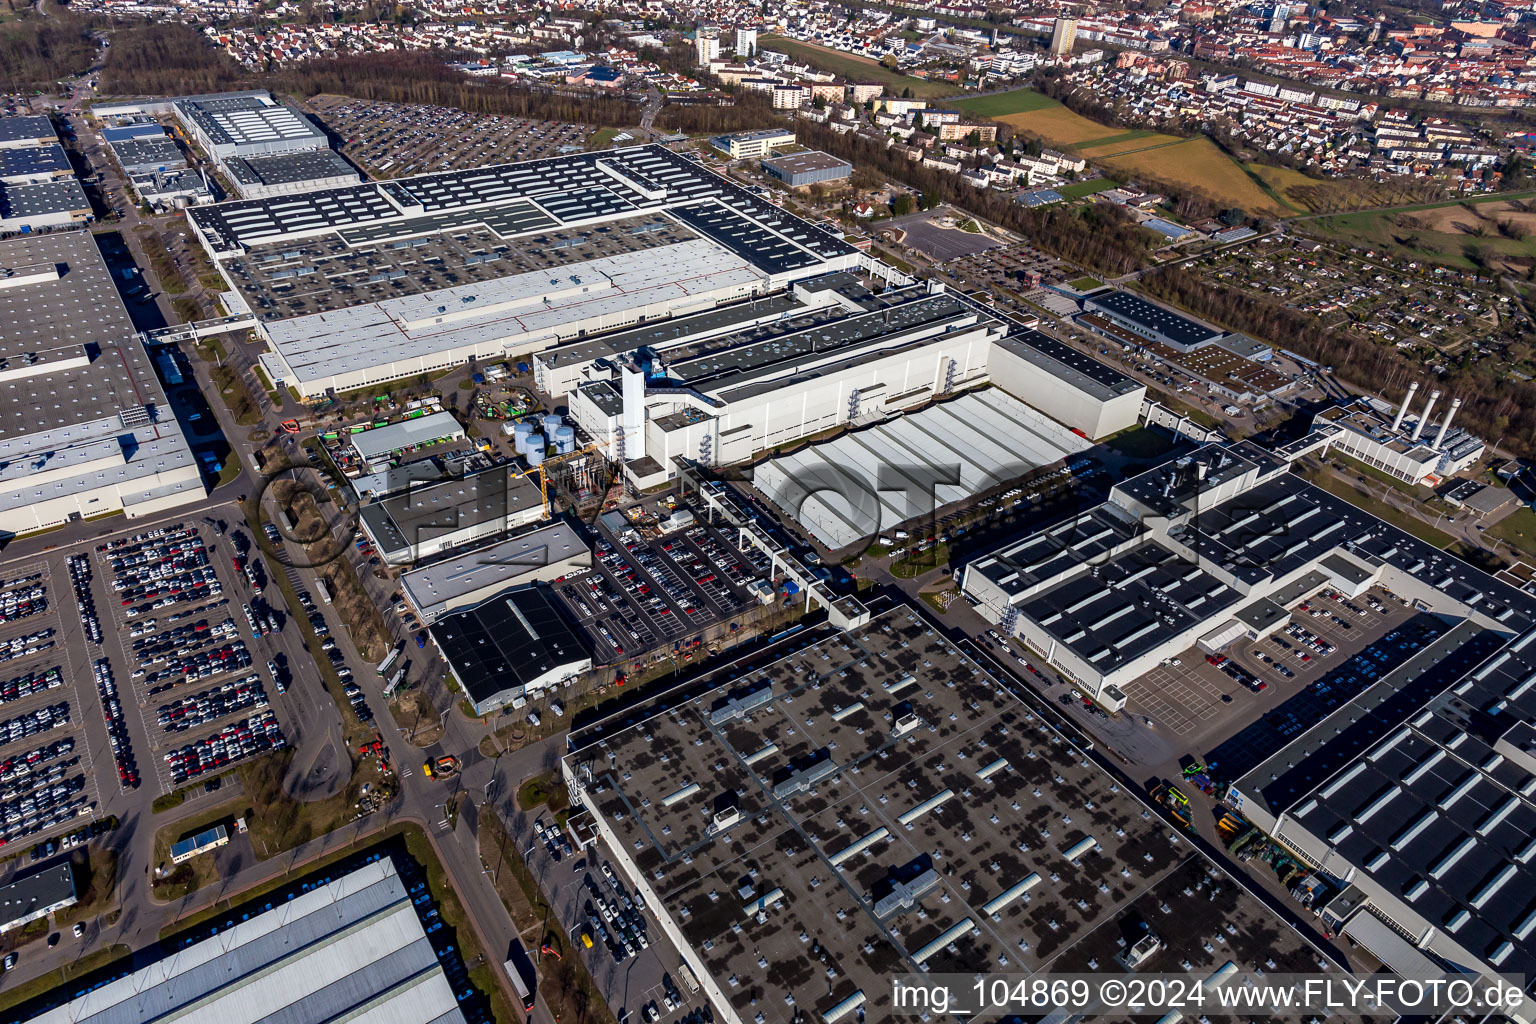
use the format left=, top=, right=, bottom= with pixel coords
left=92, top=522, right=293, bottom=795
left=0, top=558, right=103, bottom=852
left=309, top=96, right=593, bottom=177
left=1121, top=585, right=1413, bottom=747
left=520, top=818, right=706, bottom=1024
left=558, top=510, right=769, bottom=669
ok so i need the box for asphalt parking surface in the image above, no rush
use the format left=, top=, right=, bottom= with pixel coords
left=556, top=516, right=768, bottom=671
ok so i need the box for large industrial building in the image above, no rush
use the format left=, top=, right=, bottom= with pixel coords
left=432, top=584, right=591, bottom=715
left=183, top=143, right=1143, bottom=493
left=1217, top=613, right=1536, bottom=993
left=0, top=862, right=75, bottom=934
left=400, top=520, right=590, bottom=623
left=561, top=607, right=1330, bottom=1024
left=961, top=433, right=1536, bottom=705
left=1316, top=382, right=1484, bottom=484
left=752, top=387, right=1091, bottom=549
left=357, top=464, right=547, bottom=565
left=1079, top=290, right=1226, bottom=352
left=27, top=857, right=470, bottom=1024
left=0, top=230, right=203, bottom=536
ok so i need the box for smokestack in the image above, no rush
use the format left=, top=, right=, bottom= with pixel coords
left=1391, top=381, right=1419, bottom=433
left=1411, top=389, right=1440, bottom=442
left=1433, top=397, right=1462, bottom=449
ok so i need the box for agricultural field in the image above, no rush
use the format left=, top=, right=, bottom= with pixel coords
left=1248, top=164, right=1451, bottom=215
left=1075, top=132, right=1186, bottom=157
left=952, top=88, right=1058, bottom=117
left=1306, top=191, right=1536, bottom=273
left=760, top=36, right=961, bottom=98
left=1097, top=138, right=1288, bottom=217
left=994, top=101, right=1124, bottom=147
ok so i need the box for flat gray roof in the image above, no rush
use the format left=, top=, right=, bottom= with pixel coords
left=567, top=607, right=1326, bottom=1022
left=0, top=145, right=71, bottom=182
left=0, top=179, right=88, bottom=219
left=350, top=411, right=465, bottom=463
left=401, top=521, right=588, bottom=611
left=29, top=858, right=466, bottom=1024
left=0, top=862, right=73, bottom=927
left=359, top=465, right=544, bottom=558
left=227, top=149, right=359, bottom=188
left=760, top=150, right=852, bottom=175
left=0, top=115, right=56, bottom=147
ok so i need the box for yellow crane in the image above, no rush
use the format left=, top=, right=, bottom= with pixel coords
left=530, top=441, right=610, bottom=512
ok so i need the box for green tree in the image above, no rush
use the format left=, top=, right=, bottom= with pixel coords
left=893, top=194, right=916, bottom=216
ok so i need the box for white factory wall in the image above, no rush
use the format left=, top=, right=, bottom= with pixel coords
left=0, top=464, right=203, bottom=537
left=643, top=331, right=995, bottom=474
left=988, top=342, right=1142, bottom=438
left=1327, top=428, right=1437, bottom=485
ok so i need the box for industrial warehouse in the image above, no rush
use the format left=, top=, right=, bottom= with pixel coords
left=180, top=144, right=1145, bottom=496
left=0, top=230, right=203, bottom=536
left=560, top=607, right=1328, bottom=1024
left=962, top=436, right=1536, bottom=704
left=1316, top=381, right=1485, bottom=485
left=27, top=858, right=470, bottom=1024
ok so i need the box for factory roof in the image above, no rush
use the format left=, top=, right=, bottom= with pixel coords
left=174, top=94, right=327, bottom=150
left=0, top=115, right=56, bottom=148
left=29, top=858, right=466, bottom=1024
left=400, top=521, right=588, bottom=613
left=266, top=239, right=762, bottom=386
left=0, top=145, right=71, bottom=182
left=225, top=149, right=359, bottom=189
left=358, top=465, right=544, bottom=559
left=0, top=862, right=74, bottom=930
left=0, top=179, right=89, bottom=220
left=109, top=137, right=185, bottom=170
left=564, top=607, right=1327, bottom=1024
left=1084, top=290, right=1225, bottom=349
left=187, top=145, right=855, bottom=270
left=760, top=150, right=853, bottom=176
left=349, top=411, right=466, bottom=463
left=1230, top=617, right=1536, bottom=983
left=431, top=585, right=589, bottom=705
left=754, top=388, right=1091, bottom=549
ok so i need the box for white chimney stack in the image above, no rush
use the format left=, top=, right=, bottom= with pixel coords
left=1433, top=397, right=1462, bottom=449
left=1391, top=381, right=1419, bottom=433
left=1412, top=389, right=1440, bottom=442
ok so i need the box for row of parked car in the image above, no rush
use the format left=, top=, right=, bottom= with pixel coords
left=0, top=667, right=63, bottom=706
left=163, top=711, right=285, bottom=785
left=95, top=658, right=138, bottom=788
left=157, top=675, right=268, bottom=734
left=67, top=556, right=102, bottom=645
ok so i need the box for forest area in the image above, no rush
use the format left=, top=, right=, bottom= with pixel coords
left=0, top=7, right=98, bottom=90
left=1141, top=265, right=1536, bottom=455
left=98, top=24, right=642, bottom=124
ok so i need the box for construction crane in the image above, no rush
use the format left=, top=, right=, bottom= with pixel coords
left=532, top=441, right=612, bottom=514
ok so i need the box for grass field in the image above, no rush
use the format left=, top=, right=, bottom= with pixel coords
left=953, top=88, right=1057, bottom=117
left=1099, top=138, right=1288, bottom=217
left=1056, top=178, right=1119, bottom=199
left=761, top=36, right=960, bottom=98
left=1306, top=190, right=1536, bottom=272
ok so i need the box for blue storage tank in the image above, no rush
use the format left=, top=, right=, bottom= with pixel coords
left=525, top=433, right=546, bottom=468
left=512, top=420, right=534, bottom=454
left=554, top=425, right=576, bottom=454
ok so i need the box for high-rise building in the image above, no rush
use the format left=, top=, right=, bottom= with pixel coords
left=695, top=27, right=721, bottom=66
left=734, top=27, right=758, bottom=57
left=1050, top=17, right=1078, bottom=55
